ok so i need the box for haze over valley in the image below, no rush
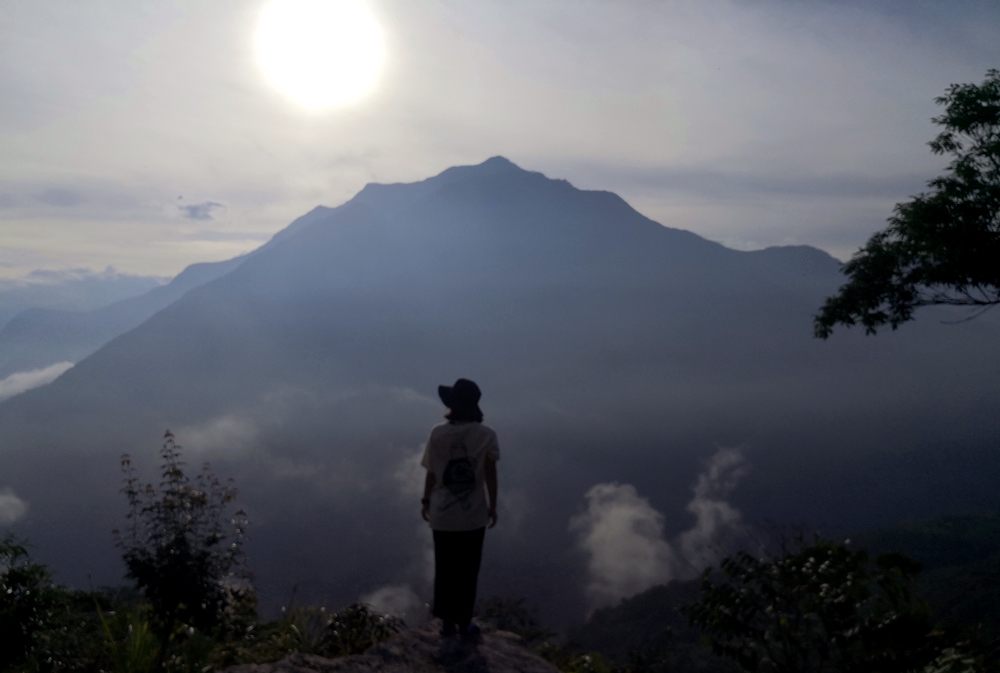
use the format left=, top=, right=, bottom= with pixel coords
left=2, top=157, right=998, bottom=624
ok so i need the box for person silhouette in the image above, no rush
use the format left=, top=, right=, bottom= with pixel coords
left=420, top=378, right=499, bottom=638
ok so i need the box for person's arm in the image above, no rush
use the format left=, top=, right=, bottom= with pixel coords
left=421, top=471, right=435, bottom=522
left=485, top=456, right=498, bottom=528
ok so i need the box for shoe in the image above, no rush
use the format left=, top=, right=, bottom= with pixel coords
left=440, top=620, right=457, bottom=637
left=459, top=622, right=481, bottom=639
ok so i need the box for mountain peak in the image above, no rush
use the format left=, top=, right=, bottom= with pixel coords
left=478, top=155, right=521, bottom=170
left=431, top=155, right=533, bottom=184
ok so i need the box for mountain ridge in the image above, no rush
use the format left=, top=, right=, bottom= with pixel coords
left=0, top=156, right=995, bottom=627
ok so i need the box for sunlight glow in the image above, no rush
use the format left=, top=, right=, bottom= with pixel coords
left=254, top=0, right=385, bottom=111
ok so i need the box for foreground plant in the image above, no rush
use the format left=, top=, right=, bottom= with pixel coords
left=114, top=429, right=251, bottom=669
left=685, top=538, right=938, bottom=673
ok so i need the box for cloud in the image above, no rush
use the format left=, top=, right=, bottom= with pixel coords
left=392, top=446, right=427, bottom=498
left=0, top=487, right=28, bottom=524
left=571, top=447, right=749, bottom=612
left=0, top=362, right=74, bottom=402
left=675, top=447, right=750, bottom=576
left=391, top=447, right=436, bottom=587
left=359, top=584, right=427, bottom=625
left=570, top=482, right=676, bottom=612
left=175, top=414, right=258, bottom=453
left=179, top=200, right=226, bottom=221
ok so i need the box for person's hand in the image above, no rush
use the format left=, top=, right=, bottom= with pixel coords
left=421, top=499, right=430, bottom=522
left=488, top=506, right=498, bottom=529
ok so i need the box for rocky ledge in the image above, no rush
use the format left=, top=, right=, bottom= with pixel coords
left=222, top=621, right=559, bottom=673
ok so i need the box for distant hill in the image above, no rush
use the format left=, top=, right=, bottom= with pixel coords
left=567, top=580, right=735, bottom=673
left=0, top=257, right=244, bottom=379
left=0, top=270, right=162, bottom=332
left=1, top=157, right=998, bottom=625
left=854, top=511, right=1000, bottom=634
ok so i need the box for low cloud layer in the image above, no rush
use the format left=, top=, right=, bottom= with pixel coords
left=572, top=447, right=749, bottom=612
left=0, top=487, right=28, bottom=524
left=0, top=361, right=74, bottom=402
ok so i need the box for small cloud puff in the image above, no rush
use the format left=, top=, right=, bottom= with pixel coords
left=179, top=200, right=226, bottom=221
left=0, top=362, right=74, bottom=402
left=176, top=414, right=257, bottom=453
left=0, top=487, right=28, bottom=524
left=359, top=584, right=427, bottom=625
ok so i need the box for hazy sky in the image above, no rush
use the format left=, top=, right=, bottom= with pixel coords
left=1, top=0, right=998, bottom=279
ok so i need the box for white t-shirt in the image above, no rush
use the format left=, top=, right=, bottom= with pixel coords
left=421, top=422, right=499, bottom=531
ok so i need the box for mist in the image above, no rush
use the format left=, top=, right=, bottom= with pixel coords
left=0, top=361, right=73, bottom=402
left=1, top=159, right=998, bottom=627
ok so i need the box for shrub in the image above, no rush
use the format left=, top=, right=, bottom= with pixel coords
left=684, top=537, right=938, bottom=673
left=114, top=430, right=251, bottom=667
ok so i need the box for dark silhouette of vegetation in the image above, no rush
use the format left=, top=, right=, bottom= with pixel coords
left=816, top=70, right=1000, bottom=337
left=0, top=534, right=65, bottom=671
left=0, top=431, right=404, bottom=671
left=114, top=430, right=251, bottom=669
left=0, top=539, right=164, bottom=672
left=567, top=581, right=733, bottom=673
left=684, top=538, right=940, bottom=673
left=479, top=595, right=555, bottom=645
left=210, top=602, right=403, bottom=667
left=853, top=511, right=1000, bottom=637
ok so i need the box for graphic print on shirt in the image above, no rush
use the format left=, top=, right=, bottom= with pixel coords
left=440, top=437, right=477, bottom=512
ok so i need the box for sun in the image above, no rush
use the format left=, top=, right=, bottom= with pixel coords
left=254, top=0, right=385, bottom=111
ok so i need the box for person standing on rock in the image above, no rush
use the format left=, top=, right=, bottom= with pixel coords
left=421, top=378, right=499, bottom=638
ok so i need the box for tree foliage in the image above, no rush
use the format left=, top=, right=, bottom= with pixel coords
left=114, top=430, right=250, bottom=666
left=1, top=534, right=59, bottom=670
left=684, top=538, right=937, bottom=673
left=815, top=69, right=1000, bottom=337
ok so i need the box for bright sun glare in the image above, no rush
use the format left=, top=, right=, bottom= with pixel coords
left=254, top=0, right=385, bottom=111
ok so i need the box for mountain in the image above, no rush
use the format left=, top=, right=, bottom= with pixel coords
left=0, top=205, right=346, bottom=379
left=1, top=157, right=998, bottom=626
left=567, top=580, right=734, bottom=673
left=854, top=511, right=1000, bottom=634
left=0, top=270, right=163, bottom=332
left=0, top=257, right=244, bottom=379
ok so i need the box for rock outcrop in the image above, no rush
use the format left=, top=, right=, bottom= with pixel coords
left=222, top=622, right=559, bottom=673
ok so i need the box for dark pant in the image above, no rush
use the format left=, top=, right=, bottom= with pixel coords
left=432, top=527, right=486, bottom=625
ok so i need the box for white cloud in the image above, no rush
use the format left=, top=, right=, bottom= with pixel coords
left=571, top=447, right=749, bottom=612
left=175, top=414, right=258, bottom=454
left=570, top=482, right=676, bottom=613
left=676, top=447, right=748, bottom=575
left=0, top=361, right=73, bottom=402
left=392, top=446, right=426, bottom=498
left=359, top=584, right=427, bottom=625
left=391, top=447, right=437, bottom=587
left=0, top=487, right=28, bottom=524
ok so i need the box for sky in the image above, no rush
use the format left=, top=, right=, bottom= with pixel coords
left=1, top=0, right=998, bottom=280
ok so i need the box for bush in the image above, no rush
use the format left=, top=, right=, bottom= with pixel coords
left=1, top=534, right=57, bottom=670
left=114, top=430, right=251, bottom=668
left=214, top=602, right=404, bottom=665
left=684, top=537, right=938, bottom=673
